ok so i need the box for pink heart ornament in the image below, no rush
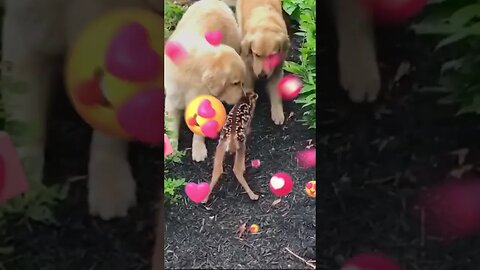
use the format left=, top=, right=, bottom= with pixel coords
left=165, top=41, right=188, bottom=64
left=263, top=53, right=283, bottom=73
left=164, top=134, right=174, bottom=157
left=105, top=22, right=161, bottom=81
left=205, top=31, right=222, bottom=46
left=197, top=99, right=216, bottom=118
left=185, top=182, right=210, bottom=203
left=201, top=120, right=219, bottom=139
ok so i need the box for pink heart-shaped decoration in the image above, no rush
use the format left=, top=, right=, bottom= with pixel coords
left=205, top=31, right=222, bottom=46
left=165, top=41, right=188, bottom=64
left=0, top=156, right=5, bottom=196
left=185, top=182, right=210, bottom=203
left=106, top=22, right=161, bottom=81
left=197, top=99, right=216, bottom=118
left=164, top=134, right=174, bottom=157
left=201, top=120, right=219, bottom=139
left=263, top=53, right=284, bottom=73
left=117, top=88, right=164, bottom=144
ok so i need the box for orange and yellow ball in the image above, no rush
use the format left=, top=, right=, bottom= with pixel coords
left=184, top=95, right=226, bottom=139
left=305, top=180, right=316, bottom=198
left=66, top=8, right=164, bottom=144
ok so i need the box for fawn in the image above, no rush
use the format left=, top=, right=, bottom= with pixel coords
left=202, top=91, right=260, bottom=203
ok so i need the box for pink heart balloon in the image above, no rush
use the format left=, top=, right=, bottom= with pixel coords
left=201, top=120, right=219, bottom=139
left=197, top=99, right=216, bottom=118
left=165, top=41, right=188, bottom=64
left=185, top=182, right=210, bottom=203
left=0, top=156, right=5, bottom=196
left=263, top=53, right=283, bottom=73
left=205, top=31, right=222, bottom=46
left=106, top=22, right=161, bottom=81
left=117, top=88, right=164, bottom=144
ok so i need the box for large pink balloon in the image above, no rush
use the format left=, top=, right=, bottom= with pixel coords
left=117, top=88, right=164, bottom=144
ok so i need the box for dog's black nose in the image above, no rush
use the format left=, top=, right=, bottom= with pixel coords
left=258, top=73, right=268, bottom=80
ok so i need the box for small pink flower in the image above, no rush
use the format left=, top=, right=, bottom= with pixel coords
left=251, top=159, right=261, bottom=168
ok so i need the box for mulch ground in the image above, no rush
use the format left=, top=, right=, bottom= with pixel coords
left=318, top=4, right=480, bottom=270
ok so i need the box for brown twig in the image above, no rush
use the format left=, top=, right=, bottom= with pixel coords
left=285, top=247, right=316, bottom=269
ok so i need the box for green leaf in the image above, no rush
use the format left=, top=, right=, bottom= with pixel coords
left=448, top=4, right=480, bottom=26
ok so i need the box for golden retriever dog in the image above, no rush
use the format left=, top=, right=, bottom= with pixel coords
left=234, top=0, right=290, bottom=125
left=164, top=0, right=247, bottom=162
left=227, top=0, right=380, bottom=104
left=1, top=0, right=163, bottom=221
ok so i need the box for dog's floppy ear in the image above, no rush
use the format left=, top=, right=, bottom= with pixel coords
left=277, top=33, right=291, bottom=53
left=201, top=69, right=226, bottom=96
left=240, top=33, right=253, bottom=57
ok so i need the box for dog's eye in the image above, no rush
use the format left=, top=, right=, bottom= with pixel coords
left=232, top=81, right=240, bottom=85
left=254, top=53, right=261, bottom=58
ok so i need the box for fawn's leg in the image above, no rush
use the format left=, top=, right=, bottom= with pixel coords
left=233, top=143, right=259, bottom=201
left=202, top=140, right=227, bottom=203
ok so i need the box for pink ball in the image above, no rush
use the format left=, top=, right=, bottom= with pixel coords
left=277, top=75, right=303, bottom=100
left=269, top=172, right=293, bottom=197
left=361, top=0, right=427, bottom=24
left=415, top=180, right=480, bottom=241
left=117, top=88, right=164, bottom=144
left=0, top=156, right=5, bottom=195
left=342, top=253, right=401, bottom=270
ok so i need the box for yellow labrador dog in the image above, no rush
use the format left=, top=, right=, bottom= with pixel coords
left=164, top=0, right=247, bottom=162
left=226, top=0, right=380, bottom=104
left=1, top=0, right=163, bottom=221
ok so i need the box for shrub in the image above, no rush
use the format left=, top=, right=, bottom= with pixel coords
left=164, top=115, right=185, bottom=204
left=283, top=0, right=317, bottom=129
left=165, top=0, right=187, bottom=39
left=413, top=0, right=480, bottom=114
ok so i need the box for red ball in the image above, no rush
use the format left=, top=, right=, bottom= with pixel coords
left=361, top=0, right=427, bottom=24
left=277, top=75, right=303, bottom=100
left=342, top=253, right=401, bottom=270
left=269, top=172, right=293, bottom=197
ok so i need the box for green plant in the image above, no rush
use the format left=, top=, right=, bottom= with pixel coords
left=0, top=77, right=70, bottom=225
left=413, top=0, right=480, bottom=114
left=282, top=0, right=316, bottom=129
left=165, top=0, right=187, bottom=39
left=164, top=114, right=185, bottom=204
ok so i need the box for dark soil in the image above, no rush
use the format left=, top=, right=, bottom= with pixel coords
left=317, top=4, right=480, bottom=270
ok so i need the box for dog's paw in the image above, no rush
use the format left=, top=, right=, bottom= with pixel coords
left=338, top=45, right=381, bottom=103
left=271, top=105, right=285, bottom=125
left=88, top=160, right=136, bottom=220
left=192, top=141, right=208, bottom=162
